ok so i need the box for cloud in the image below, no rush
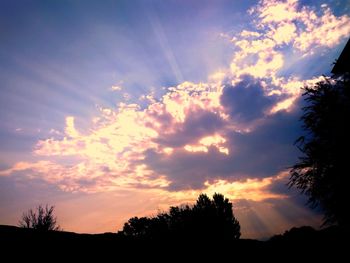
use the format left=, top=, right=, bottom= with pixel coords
left=0, top=158, right=290, bottom=203
left=144, top=98, right=302, bottom=190
left=252, top=0, right=300, bottom=24
left=184, top=134, right=229, bottom=155
left=111, top=85, right=122, bottom=91
left=155, top=110, right=226, bottom=148
left=22, top=80, right=225, bottom=192
left=268, top=22, right=297, bottom=45
left=294, top=5, right=350, bottom=54
left=230, top=37, right=284, bottom=78
left=1, top=75, right=301, bottom=192
left=251, top=0, right=350, bottom=55
left=230, top=0, right=350, bottom=80
left=0, top=160, right=170, bottom=193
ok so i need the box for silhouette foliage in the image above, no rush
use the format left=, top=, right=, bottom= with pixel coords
left=19, top=205, right=61, bottom=231
left=120, top=193, right=240, bottom=240
left=289, top=75, right=350, bottom=227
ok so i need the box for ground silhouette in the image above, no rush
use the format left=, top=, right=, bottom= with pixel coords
left=0, top=224, right=347, bottom=259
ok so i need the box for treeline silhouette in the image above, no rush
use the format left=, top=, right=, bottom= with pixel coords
left=118, top=193, right=241, bottom=240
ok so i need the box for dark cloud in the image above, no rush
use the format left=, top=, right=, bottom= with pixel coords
left=144, top=90, right=304, bottom=191
left=155, top=110, right=226, bottom=147
left=221, top=75, right=279, bottom=123
left=144, top=147, right=231, bottom=190
left=224, top=108, right=301, bottom=177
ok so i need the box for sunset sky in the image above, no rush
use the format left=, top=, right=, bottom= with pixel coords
left=1, top=0, right=349, bottom=239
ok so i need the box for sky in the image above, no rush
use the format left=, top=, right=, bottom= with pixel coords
left=0, top=0, right=349, bottom=239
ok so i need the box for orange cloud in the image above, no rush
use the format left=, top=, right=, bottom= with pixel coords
left=0, top=160, right=170, bottom=193
left=202, top=172, right=288, bottom=202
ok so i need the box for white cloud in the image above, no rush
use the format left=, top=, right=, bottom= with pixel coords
left=294, top=5, right=350, bottom=54
left=231, top=0, right=350, bottom=81
left=111, top=85, right=122, bottom=91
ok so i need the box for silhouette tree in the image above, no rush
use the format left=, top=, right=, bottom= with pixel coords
left=212, top=193, right=241, bottom=239
left=19, top=205, right=61, bottom=231
left=120, top=193, right=241, bottom=240
left=289, top=75, right=350, bottom=227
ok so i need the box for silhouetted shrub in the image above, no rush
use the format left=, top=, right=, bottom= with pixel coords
left=19, top=205, right=61, bottom=231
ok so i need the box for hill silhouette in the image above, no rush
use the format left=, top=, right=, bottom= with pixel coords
left=0, top=224, right=347, bottom=259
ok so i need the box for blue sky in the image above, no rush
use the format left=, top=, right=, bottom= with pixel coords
left=0, top=0, right=252, bottom=163
left=0, top=0, right=349, bottom=238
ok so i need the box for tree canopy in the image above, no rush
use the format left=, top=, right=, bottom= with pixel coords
left=119, top=193, right=241, bottom=240
left=289, top=74, right=350, bottom=227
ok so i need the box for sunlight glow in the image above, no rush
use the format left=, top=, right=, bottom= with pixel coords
left=184, top=134, right=229, bottom=155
